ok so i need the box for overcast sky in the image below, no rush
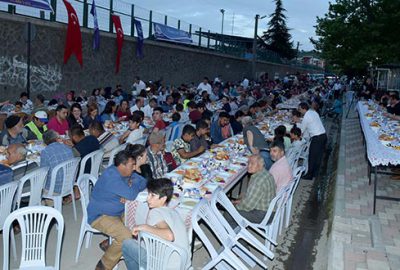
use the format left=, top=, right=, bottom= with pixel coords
left=132, top=0, right=330, bottom=51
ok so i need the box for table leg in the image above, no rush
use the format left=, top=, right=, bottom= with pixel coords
left=368, top=160, right=371, bottom=185
left=373, top=166, right=377, bottom=214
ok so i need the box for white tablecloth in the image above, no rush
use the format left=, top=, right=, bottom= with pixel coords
left=357, top=102, right=400, bottom=167
left=125, top=135, right=249, bottom=231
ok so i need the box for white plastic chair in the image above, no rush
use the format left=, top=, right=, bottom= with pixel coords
left=165, top=126, right=173, bottom=142
left=2, top=206, right=64, bottom=270
left=78, top=149, right=104, bottom=179
left=251, top=189, right=286, bottom=251
left=107, top=143, right=127, bottom=167
left=0, top=181, right=19, bottom=229
left=287, top=141, right=306, bottom=171
left=1, top=181, right=19, bottom=262
left=191, top=199, right=258, bottom=270
left=42, top=157, right=80, bottom=220
left=298, top=139, right=311, bottom=174
left=131, top=136, right=148, bottom=146
left=15, top=167, right=49, bottom=209
left=138, top=231, right=189, bottom=270
left=210, top=188, right=276, bottom=261
left=75, top=174, right=105, bottom=262
left=165, top=141, right=174, bottom=153
left=283, top=166, right=306, bottom=228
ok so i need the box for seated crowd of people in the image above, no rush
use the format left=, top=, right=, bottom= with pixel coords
left=0, top=74, right=340, bottom=269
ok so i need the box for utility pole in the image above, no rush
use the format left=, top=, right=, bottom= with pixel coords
left=220, top=9, right=225, bottom=35
left=252, top=14, right=260, bottom=81
left=252, top=15, right=266, bottom=80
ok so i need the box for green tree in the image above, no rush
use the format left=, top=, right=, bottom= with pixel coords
left=312, top=0, right=400, bottom=75
left=261, top=0, right=295, bottom=59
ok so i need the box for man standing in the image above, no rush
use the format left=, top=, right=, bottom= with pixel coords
left=47, top=105, right=69, bottom=135
left=0, top=115, right=28, bottom=146
left=269, top=140, right=293, bottom=193
left=88, top=150, right=147, bottom=270
left=210, top=112, right=232, bottom=144
left=25, top=111, right=48, bottom=141
left=232, top=154, right=276, bottom=223
left=122, top=178, right=190, bottom=270
left=298, top=102, right=327, bottom=179
left=132, top=76, right=146, bottom=95
left=197, top=77, right=212, bottom=95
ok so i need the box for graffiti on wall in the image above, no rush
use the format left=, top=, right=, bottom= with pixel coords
left=0, top=55, right=62, bottom=92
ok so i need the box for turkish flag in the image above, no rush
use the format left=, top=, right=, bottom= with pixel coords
left=63, top=0, right=83, bottom=66
left=111, top=14, right=124, bottom=73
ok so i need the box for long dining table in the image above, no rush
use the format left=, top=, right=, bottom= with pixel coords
left=357, top=101, right=400, bottom=213
left=124, top=110, right=296, bottom=245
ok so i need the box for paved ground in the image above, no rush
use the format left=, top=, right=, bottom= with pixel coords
left=326, top=109, right=400, bottom=270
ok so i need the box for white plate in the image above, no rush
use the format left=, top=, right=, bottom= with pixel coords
left=180, top=198, right=200, bottom=209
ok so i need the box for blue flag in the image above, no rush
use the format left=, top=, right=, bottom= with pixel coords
left=90, top=0, right=100, bottom=50
left=0, top=0, right=53, bottom=11
left=134, top=19, right=144, bottom=58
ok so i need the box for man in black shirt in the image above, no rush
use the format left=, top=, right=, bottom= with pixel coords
left=387, top=92, right=400, bottom=116
left=70, top=125, right=100, bottom=174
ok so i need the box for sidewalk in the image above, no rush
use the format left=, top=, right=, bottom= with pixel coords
left=327, top=110, right=400, bottom=270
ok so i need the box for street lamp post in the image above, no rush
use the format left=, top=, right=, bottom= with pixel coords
left=220, top=9, right=225, bottom=49
left=220, top=9, right=225, bottom=35
left=252, top=14, right=266, bottom=80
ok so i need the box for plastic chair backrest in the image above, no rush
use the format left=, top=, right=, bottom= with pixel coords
left=170, top=124, right=184, bottom=142
left=288, top=166, right=306, bottom=198
left=108, top=143, right=127, bottom=167
left=76, top=174, right=98, bottom=201
left=210, top=187, right=243, bottom=234
left=191, top=199, right=231, bottom=259
left=2, top=206, right=64, bottom=270
left=79, top=149, right=104, bottom=178
left=138, top=231, right=188, bottom=270
left=16, top=167, right=49, bottom=208
left=0, top=181, right=19, bottom=229
left=131, top=136, right=147, bottom=146
left=48, top=157, right=80, bottom=197
left=165, top=126, right=173, bottom=142
left=76, top=175, right=96, bottom=225
left=258, top=190, right=285, bottom=228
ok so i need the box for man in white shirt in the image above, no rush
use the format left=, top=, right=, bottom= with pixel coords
left=298, top=102, right=327, bottom=180
left=130, top=97, right=144, bottom=113
left=333, top=80, right=342, bottom=92
left=132, top=76, right=146, bottom=95
left=197, top=77, right=212, bottom=95
left=241, top=77, right=249, bottom=89
left=143, top=98, right=157, bottom=119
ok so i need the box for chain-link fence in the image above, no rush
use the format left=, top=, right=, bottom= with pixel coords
left=0, top=0, right=322, bottom=71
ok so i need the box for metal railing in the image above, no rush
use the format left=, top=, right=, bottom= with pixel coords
left=0, top=0, right=322, bottom=71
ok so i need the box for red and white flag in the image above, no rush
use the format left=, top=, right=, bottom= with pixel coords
left=63, top=0, right=83, bottom=66
left=111, top=14, right=124, bottom=73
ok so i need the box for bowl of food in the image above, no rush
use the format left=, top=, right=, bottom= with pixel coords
left=215, top=151, right=230, bottom=161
